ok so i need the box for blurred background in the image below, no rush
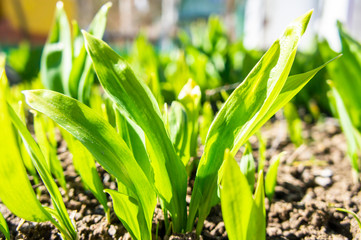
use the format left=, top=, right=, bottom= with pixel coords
left=1, top=0, right=361, bottom=50
left=1, top=0, right=361, bottom=117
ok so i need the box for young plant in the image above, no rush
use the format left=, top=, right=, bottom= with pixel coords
left=327, top=80, right=361, bottom=181
left=265, top=153, right=283, bottom=202
left=0, top=71, right=77, bottom=240
left=220, top=149, right=266, bottom=240
left=187, top=10, right=340, bottom=234
left=320, top=23, right=361, bottom=179
left=23, top=90, right=157, bottom=239
left=33, top=111, right=67, bottom=192
left=24, top=10, right=338, bottom=237
left=41, top=1, right=111, bottom=104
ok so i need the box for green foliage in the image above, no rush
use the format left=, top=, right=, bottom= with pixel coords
left=265, top=153, right=282, bottom=202
left=178, top=79, right=201, bottom=162
left=284, top=102, right=304, bottom=147
left=7, top=42, right=42, bottom=82
left=41, top=1, right=71, bottom=94
left=16, top=8, right=339, bottom=238
left=61, top=130, right=110, bottom=222
left=168, top=101, right=189, bottom=165
left=41, top=1, right=111, bottom=104
left=187, top=10, right=316, bottom=233
left=33, top=111, right=67, bottom=191
left=83, top=32, right=188, bottom=232
left=1, top=71, right=77, bottom=240
left=130, top=34, right=163, bottom=105
left=0, top=211, right=9, bottom=240
left=239, top=143, right=256, bottom=193
left=200, top=101, right=214, bottom=145
left=327, top=80, right=361, bottom=177
left=320, top=22, right=361, bottom=130
left=24, top=90, right=157, bottom=239
left=220, top=149, right=265, bottom=240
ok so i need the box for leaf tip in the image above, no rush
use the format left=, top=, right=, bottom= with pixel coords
left=56, top=1, right=64, bottom=9
left=103, top=2, right=113, bottom=10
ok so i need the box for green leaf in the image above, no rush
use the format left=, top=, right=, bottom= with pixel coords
left=24, top=89, right=157, bottom=237
left=188, top=10, right=313, bottom=232
left=33, top=111, right=67, bottom=191
left=83, top=32, right=187, bottom=231
left=220, top=149, right=253, bottom=240
left=0, top=71, right=51, bottom=223
left=168, top=101, right=189, bottom=165
left=114, top=109, right=154, bottom=183
left=8, top=103, right=76, bottom=240
left=0, top=211, right=10, bottom=240
left=336, top=208, right=361, bottom=229
left=265, top=153, right=282, bottom=202
left=69, top=2, right=112, bottom=103
left=239, top=143, right=255, bottom=192
left=248, top=170, right=265, bottom=240
left=327, top=80, right=359, bottom=173
left=105, top=189, right=150, bottom=240
left=40, top=1, right=72, bottom=95
left=65, top=134, right=109, bottom=220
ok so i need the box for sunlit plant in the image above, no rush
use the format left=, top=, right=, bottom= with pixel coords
left=22, top=10, right=338, bottom=238
left=0, top=71, right=77, bottom=240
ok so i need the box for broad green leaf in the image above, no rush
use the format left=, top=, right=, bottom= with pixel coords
left=252, top=55, right=341, bottom=135
left=265, top=153, right=282, bottom=201
left=319, top=25, right=361, bottom=129
left=65, top=134, right=109, bottom=220
left=239, top=143, right=255, bottom=192
left=83, top=32, right=187, bottom=231
left=328, top=80, right=359, bottom=172
left=220, top=149, right=253, bottom=240
left=0, top=211, right=9, bottom=240
left=7, top=103, right=76, bottom=240
left=114, top=109, right=153, bottom=185
left=24, top=90, right=156, bottom=237
left=105, top=189, right=150, bottom=240
left=33, top=111, right=67, bottom=191
left=188, top=10, right=313, bottom=232
left=40, top=1, right=72, bottom=95
left=168, top=101, right=189, bottom=165
left=0, top=71, right=51, bottom=223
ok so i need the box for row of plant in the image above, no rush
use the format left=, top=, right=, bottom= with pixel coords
left=1, top=1, right=361, bottom=239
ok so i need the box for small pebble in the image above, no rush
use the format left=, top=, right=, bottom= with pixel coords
left=108, top=225, right=116, bottom=236
left=315, top=176, right=332, bottom=187
left=319, top=169, right=333, bottom=178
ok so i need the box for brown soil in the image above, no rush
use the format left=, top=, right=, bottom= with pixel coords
left=1, top=117, right=360, bottom=239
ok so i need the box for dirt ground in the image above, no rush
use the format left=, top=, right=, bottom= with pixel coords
left=1, top=117, right=360, bottom=239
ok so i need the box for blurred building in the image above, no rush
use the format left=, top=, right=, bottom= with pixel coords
left=0, top=0, right=361, bottom=50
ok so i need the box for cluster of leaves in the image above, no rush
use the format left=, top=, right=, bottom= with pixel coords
left=0, top=5, right=340, bottom=240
